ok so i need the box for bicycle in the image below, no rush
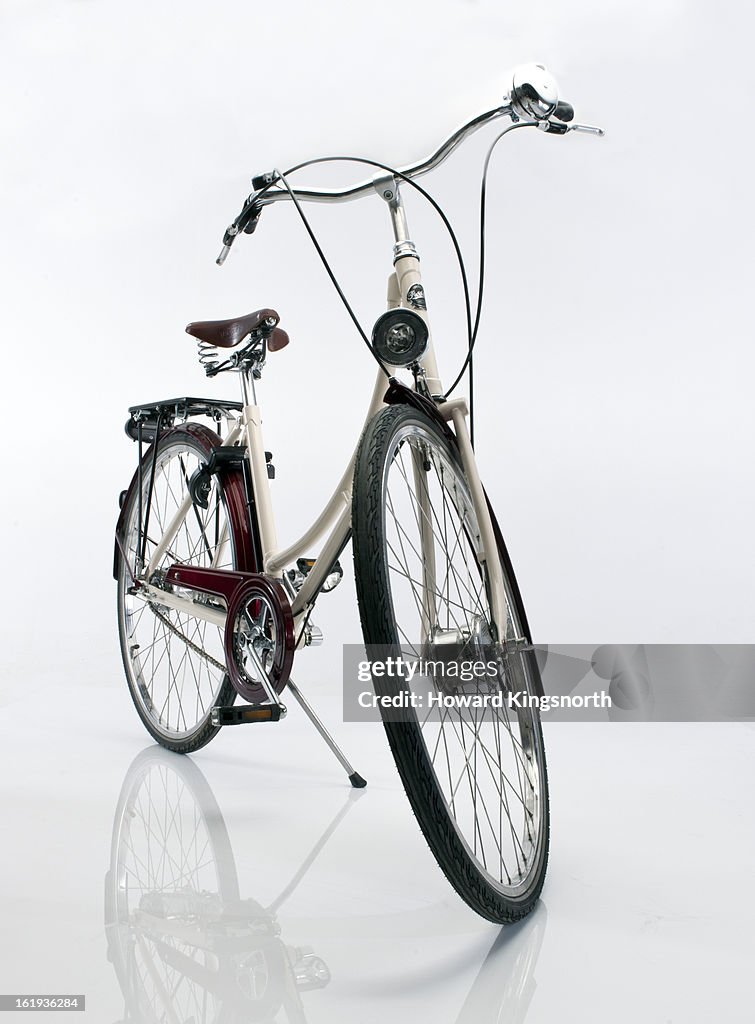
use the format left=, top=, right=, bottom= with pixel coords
left=114, top=63, right=603, bottom=924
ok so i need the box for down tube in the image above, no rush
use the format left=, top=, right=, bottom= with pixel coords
left=267, top=367, right=390, bottom=604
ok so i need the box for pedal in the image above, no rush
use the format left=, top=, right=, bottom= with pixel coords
left=211, top=703, right=286, bottom=726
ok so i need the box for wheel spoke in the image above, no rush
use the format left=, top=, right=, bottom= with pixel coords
left=118, top=437, right=234, bottom=745
left=368, top=414, right=546, bottom=899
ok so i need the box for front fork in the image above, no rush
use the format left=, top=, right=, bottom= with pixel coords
left=439, top=398, right=509, bottom=640
left=381, top=178, right=510, bottom=643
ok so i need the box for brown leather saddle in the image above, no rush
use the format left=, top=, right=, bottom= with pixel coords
left=186, top=308, right=289, bottom=352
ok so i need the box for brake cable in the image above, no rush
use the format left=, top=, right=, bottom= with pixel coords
left=267, top=167, right=390, bottom=378
left=445, top=120, right=535, bottom=408
left=252, top=156, right=474, bottom=388
left=227, top=122, right=535, bottom=443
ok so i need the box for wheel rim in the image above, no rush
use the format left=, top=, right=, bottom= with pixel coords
left=118, top=440, right=234, bottom=740
left=380, top=421, right=546, bottom=899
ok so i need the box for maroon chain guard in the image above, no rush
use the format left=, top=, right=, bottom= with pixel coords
left=164, top=565, right=294, bottom=702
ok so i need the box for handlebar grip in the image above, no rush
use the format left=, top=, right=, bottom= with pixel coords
left=238, top=198, right=262, bottom=235
left=554, top=100, right=574, bottom=123
left=215, top=197, right=264, bottom=266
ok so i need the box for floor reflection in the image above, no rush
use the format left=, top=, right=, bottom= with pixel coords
left=454, top=908, right=546, bottom=1024
left=104, top=746, right=547, bottom=1023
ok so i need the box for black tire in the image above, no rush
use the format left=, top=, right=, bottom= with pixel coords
left=352, top=403, right=549, bottom=923
left=116, top=425, right=237, bottom=753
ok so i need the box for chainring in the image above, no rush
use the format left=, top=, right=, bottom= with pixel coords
left=224, top=575, right=294, bottom=703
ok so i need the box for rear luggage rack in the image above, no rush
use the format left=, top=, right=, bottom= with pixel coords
left=125, top=396, right=243, bottom=442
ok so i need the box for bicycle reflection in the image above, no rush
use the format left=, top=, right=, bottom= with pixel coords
left=104, top=747, right=547, bottom=1023
left=105, top=747, right=346, bottom=1023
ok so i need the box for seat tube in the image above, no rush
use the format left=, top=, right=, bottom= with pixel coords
left=241, top=370, right=278, bottom=562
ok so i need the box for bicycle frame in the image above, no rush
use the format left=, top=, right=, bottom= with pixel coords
left=118, top=64, right=599, bottom=918
left=138, top=174, right=508, bottom=641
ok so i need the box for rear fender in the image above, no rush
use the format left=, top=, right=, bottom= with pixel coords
left=113, top=422, right=258, bottom=580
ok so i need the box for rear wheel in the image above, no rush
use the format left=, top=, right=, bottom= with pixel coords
left=352, top=403, right=549, bottom=923
left=116, top=425, right=237, bottom=753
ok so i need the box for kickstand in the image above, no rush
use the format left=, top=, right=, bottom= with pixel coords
left=286, top=677, right=367, bottom=788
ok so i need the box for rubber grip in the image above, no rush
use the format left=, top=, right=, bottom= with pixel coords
left=554, top=100, right=575, bottom=123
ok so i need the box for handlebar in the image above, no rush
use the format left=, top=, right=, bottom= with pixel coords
left=258, top=106, right=512, bottom=208
left=216, top=64, right=604, bottom=264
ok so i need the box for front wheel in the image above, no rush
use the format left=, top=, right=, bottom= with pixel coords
left=352, top=403, right=549, bottom=923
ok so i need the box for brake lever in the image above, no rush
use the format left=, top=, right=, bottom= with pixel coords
left=569, top=123, right=605, bottom=136
left=216, top=196, right=264, bottom=265
left=537, top=120, right=605, bottom=137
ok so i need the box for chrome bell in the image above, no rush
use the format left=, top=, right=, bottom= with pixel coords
left=508, top=63, right=559, bottom=121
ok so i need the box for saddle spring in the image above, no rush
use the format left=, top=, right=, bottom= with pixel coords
left=197, top=339, right=221, bottom=377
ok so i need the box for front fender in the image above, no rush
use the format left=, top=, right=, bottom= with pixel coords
left=381, top=377, right=538, bottom=684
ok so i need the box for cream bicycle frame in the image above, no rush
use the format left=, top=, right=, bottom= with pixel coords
left=139, top=189, right=507, bottom=641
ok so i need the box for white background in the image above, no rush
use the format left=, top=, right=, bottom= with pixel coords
left=1, top=2, right=753, bottom=1021
left=2, top=0, right=754, bottom=682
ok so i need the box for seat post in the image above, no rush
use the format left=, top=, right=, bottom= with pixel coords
left=240, top=365, right=257, bottom=406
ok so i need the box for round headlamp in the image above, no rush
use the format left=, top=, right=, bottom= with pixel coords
left=371, top=308, right=429, bottom=367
